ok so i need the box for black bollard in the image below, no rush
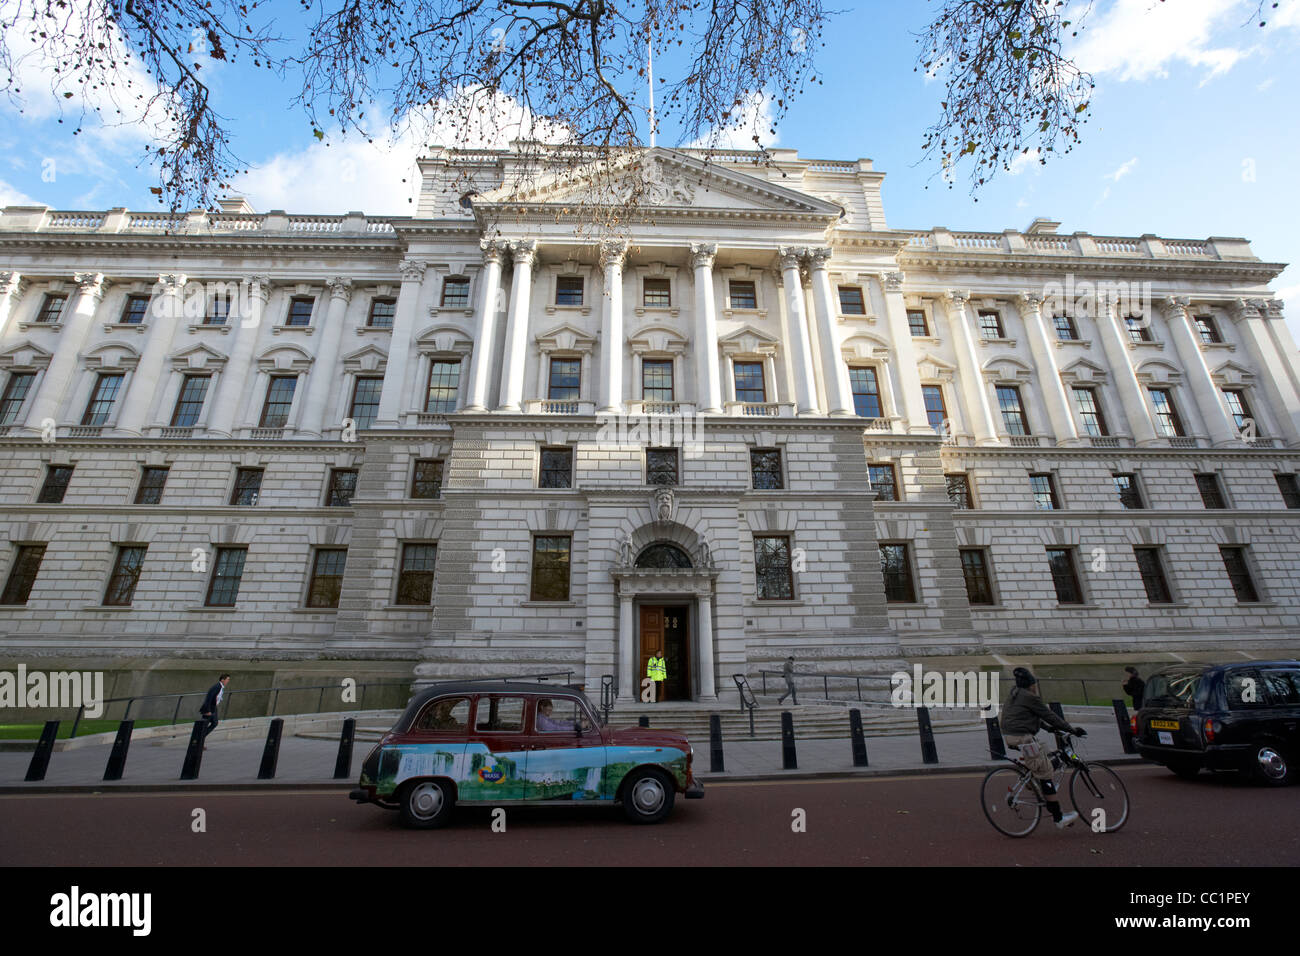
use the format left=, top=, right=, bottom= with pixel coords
left=24, top=720, right=60, bottom=782
left=709, top=714, right=724, bottom=773
left=1112, top=699, right=1137, bottom=754
left=916, top=707, right=938, bottom=764
left=180, top=721, right=205, bottom=780
left=781, top=711, right=797, bottom=769
left=985, top=713, right=1006, bottom=759
left=638, top=715, right=649, bottom=728
left=103, top=720, right=134, bottom=781
left=258, top=718, right=284, bottom=779
left=1049, top=701, right=1065, bottom=721
left=333, top=717, right=356, bottom=780
left=849, top=709, right=868, bottom=767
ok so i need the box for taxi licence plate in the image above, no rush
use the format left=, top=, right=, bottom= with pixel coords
left=1157, top=731, right=1174, bottom=745
left=1150, top=720, right=1180, bottom=730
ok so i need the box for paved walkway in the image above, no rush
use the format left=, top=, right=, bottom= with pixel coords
left=0, top=710, right=1141, bottom=789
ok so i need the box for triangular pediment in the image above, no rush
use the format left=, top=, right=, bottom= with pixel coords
left=168, top=342, right=227, bottom=370
left=718, top=325, right=780, bottom=355
left=0, top=340, right=53, bottom=369
left=341, top=343, right=389, bottom=372
left=1059, top=357, right=1108, bottom=383
left=476, top=147, right=841, bottom=217
left=1210, top=359, right=1254, bottom=386
left=535, top=323, right=596, bottom=352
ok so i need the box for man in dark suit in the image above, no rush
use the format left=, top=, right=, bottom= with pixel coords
left=200, top=674, right=230, bottom=747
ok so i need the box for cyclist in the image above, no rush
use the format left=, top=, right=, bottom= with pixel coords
left=1001, top=667, right=1089, bottom=828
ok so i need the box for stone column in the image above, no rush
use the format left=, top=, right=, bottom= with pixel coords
left=24, top=272, right=108, bottom=432
left=1161, top=296, right=1239, bottom=446
left=778, top=247, right=820, bottom=415
left=1095, top=297, right=1160, bottom=445
left=497, top=240, right=537, bottom=411
left=0, top=272, right=26, bottom=340
left=464, top=240, right=507, bottom=412
left=696, top=592, right=717, bottom=701
left=618, top=590, right=635, bottom=702
left=690, top=243, right=722, bottom=413
left=806, top=248, right=853, bottom=416
left=374, top=258, right=427, bottom=428
left=598, top=239, right=627, bottom=413
left=879, top=271, right=931, bottom=433
left=300, top=277, right=352, bottom=437
left=1018, top=291, right=1080, bottom=445
left=939, top=290, right=999, bottom=444
left=114, top=274, right=186, bottom=435
left=207, top=276, right=270, bottom=438
left=1231, top=299, right=1300, bottom=445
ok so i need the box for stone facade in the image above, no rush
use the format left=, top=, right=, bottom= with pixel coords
left=0, top=146, right=1297, bottom=700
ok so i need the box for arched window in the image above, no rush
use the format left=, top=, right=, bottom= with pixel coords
left=635, top=543, right=693, bottom=569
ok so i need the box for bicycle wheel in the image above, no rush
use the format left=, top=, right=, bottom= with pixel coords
left=1069, top=763, right=1130, bottom=833
left=981, top=767, right=1042, bottom=837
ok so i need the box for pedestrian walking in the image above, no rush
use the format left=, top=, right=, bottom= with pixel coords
left=1122, top=666, right=1145, bottom=710
left=199, top=674, right=230, bottom=748
left=777, top=656, right=798, bottom=705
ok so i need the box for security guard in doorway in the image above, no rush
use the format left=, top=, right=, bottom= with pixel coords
left=646, top=650, right=666, bottom=701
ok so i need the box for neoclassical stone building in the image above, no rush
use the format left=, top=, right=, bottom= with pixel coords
left=0, top=145, right=1297, bottom=702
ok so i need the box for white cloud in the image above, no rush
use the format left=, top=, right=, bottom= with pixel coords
left=1008, top=148, right=1041, bottom=175
left=1106, top=156, right=1139, bottom=182
left=686, top=93, right=780, bottom=150
left=0, top=177, right=40, bottom=206
left=1068, top=0, right=1252, bottom=82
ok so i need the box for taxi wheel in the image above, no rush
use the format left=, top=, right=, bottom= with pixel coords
left=398, top=779, right=453, bottom=829
left=622, top=769, right=675, bottom=824
left=1249, top=741, right=1291, bottom=787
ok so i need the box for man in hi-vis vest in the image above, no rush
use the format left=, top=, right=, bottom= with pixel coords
left=646, top=650, right=666, bottom=702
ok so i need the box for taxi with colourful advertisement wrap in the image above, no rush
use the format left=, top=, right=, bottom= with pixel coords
left=349, top=681, right=703, bottom=827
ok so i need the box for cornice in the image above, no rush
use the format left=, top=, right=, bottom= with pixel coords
left=897, top=250, right=1286, bottom=281
left=0, top=232, right=406, bottom=257
left=475, top=202, right=838, bottom=227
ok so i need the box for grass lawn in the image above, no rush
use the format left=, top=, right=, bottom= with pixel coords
left=0, top=718, right=174, bottom=740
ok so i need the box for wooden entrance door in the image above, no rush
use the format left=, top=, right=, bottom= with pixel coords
left=639, top=604, right=690, bottom=701
left=638, top=606, right=663, bottom=700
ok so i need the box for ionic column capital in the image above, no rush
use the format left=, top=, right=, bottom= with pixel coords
left=690, top=242, right=717, bottom=269
left=248, top=275, right=273, bottom=302
left=74, top=272, right=110, bottom=300
left=942, top=289, right=969, bottom=307
left=1016, top=291, right=1043, bottom=312
left=155, top=273, right=186, bottom=295
left=326, top=277, right=354, bottom=302
left=1160, top=295, right=1191, bottom=318
left=398, top=259, right=427, bottom=283
left=882, top=271, right=906, bottom=292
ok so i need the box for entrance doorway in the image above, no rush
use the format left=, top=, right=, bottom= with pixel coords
left=638, top=604, right=690, bottom=701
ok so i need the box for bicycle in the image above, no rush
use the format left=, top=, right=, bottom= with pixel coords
left=980, top=731, right=1130, bottom=837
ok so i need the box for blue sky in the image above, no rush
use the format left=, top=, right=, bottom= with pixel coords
left=2, top=0, right=1298, bottom=337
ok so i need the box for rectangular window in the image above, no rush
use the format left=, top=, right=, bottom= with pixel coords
left=1221, top=389, right=1255, bottom=436
left=230, top=468, right=264, bottom=506
left=440, top=277, right=470, bottom=308
left=643, top=277, right=671, bottom=307
left=646, top=448, right=679, bottom=486
left=996, top=385, right=1030, bottom=436
left=641, top=359, right=674, bottom=402
left=1053, top=314, right=1078, bottom=340
left=959, top=549, right=994, bottom=605
left=424, top=359, right=461, bottom=414
left=396, top=543, right=437, bottom=605
left=1125, top=315, right=1152, bottom=343
left=82, top=373, right=124, bottom=426
left=729, top=280, right=757, bottom=309
left=1, top=544, right=47, bottom=605
left=1195, top=473, right=1226, bottom=509
left=978, top=310, right=1004, bottom=339
left=103, top=545, right=147, bottom=607
left=1046, top=548, right=1084, bottom=604
left=547, top=358, right=581, bottom=400
left=411, top=459, right=444, bottom=499
left=37, top=465, right=74, bottom=504
left=170, top=375, right=210, bottom=428
left=349, top=376, right=383, bottom=429
left=36, top=293, right=67, bottom=324
left=1148, top=388, right=1184, bottom=437
left=135, top=466, right=169, bottom=505
left=205, top=547, right=247, bottom=607
left=849, top=367, right=882, bottom=418
left=120, top=295, right=150, bottom=324
left=260, top=376, right=297, bottom=428
left=555, top=276, right=584, bottom=306
left=307, top=548, right=347, bottom=608
left=367, top=298, right=396, bottom=328
left=326, top=468, right=358, bottom=507
left=733, top=361, right=766, bottom=404
left=868, top=463, right=898, bottom=502
left=1134, top=547, right=1173, bottom=604
left=1029, top=473, right=1059, bottom=510
left=286, top=296, right=315, bottom=326
left=204, top=293, right=229, bottom=326
left=1072, top=387, right=1109, bottom=437
left=0, top=372, right=35, bottom=425
left=838, top=286, right=865, bottom=314
left=754, top=535, right=794, bottom=600
left=750, top=449, right=784, bottom=490
left=1194, top=315, right=1221, bottom=344
left=530, top=536, right=571, bottom=601
left=1276, top=473, right=1300, bottom=509
left=1219, top=546, right=1259, bottom=603
left=539, top=447, right=573, bottom=489
left=1113, top=473, right=1144, bottom=509
left=945, top=473, right=973, bottom=509
left=922, top=385, right=946, bottom=433
left=879, top=543, right=917, bottom=603
left=907, top=309, right=929, bottom=336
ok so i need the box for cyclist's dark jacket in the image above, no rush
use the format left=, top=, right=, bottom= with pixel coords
left=1000, top=687, right=1073, bottom=736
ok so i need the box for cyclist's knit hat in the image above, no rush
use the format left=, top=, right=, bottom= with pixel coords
left=1013, top=667, right=1036, bottom=688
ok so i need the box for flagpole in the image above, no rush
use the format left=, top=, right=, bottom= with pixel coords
left=648, top=34, right=656, bottom=148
